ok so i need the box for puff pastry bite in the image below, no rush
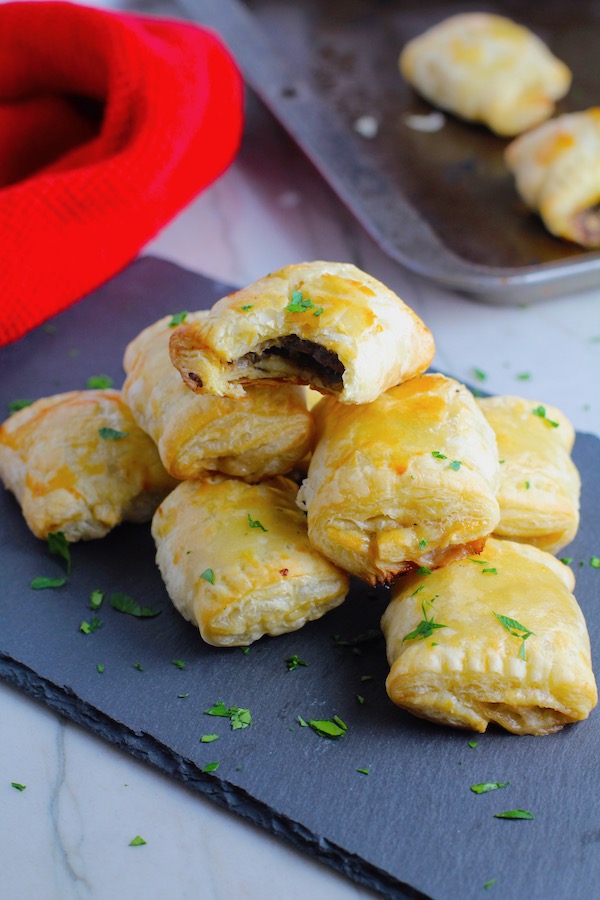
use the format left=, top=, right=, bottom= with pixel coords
left=477, top=395, right=580, bottom=553
left=400, top=13, right=571, bottom=136
left=123, top=313, right=314, bottom=481
left=297, top=373, right=500, bottom=585
left=381, top=538, right=597, bottom=735
left=0, top=390, right=177, bottom=541
left=152, top=475, right=349, bottom=646
left=169, top=261, right=434, bottom=405
left=505, top=109, right=600, bottom=247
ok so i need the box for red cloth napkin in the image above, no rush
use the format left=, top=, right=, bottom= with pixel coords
left=0, top=1, right=244, bottom=347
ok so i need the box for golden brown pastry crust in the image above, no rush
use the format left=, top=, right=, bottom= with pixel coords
left=0, top=390, right=177, bottom=541
left=123, top=314, right=314, bottom=481
left=297, top=373, right=500, bottom=585
left=477, top=395, right=580, bottom=553
left=152, top=475, right=349, bottom=646
left=169, top=261, right=434, bottom=405
left=505, top=108, right=600, bottom=247
left=400, top=13, right=571, bottom=136
left=382, top=539, right=597, bottom=735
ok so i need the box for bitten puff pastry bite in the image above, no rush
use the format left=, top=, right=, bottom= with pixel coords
left=296, top=373, right=500, bottom=585
left=477, top=395, right=580, bottom=554
left=505, top=108, right=600, bottom=247
left=169, top=261, right=434, bottom=405
left=0, top=390, right=177, bottom=541
left=151, top=475, right=349, bottom=646
left=381, top=538, right=597, bottom=735
left=123, top=313, right=314, bottom=481
left=400, top=13, right=571, bottom=136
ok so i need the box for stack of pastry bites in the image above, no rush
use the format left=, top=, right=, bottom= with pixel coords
left=0, top=261, right=596, bottom=736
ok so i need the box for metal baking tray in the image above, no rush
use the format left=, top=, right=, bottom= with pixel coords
left=167, top=0, right=600, bottom=303
left=2, top=258, right=600, bottom=899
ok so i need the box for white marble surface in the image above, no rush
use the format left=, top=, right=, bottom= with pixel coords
left=2, top=6, right=600, bottom=899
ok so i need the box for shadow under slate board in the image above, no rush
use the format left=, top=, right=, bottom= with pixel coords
left=1, top=257, right=599, bottom=900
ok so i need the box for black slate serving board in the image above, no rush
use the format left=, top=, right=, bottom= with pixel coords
left=1, top=257, right=599, bottom=900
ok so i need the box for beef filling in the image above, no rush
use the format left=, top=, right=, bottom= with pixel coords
left=245, top=336, right=344, bottom=389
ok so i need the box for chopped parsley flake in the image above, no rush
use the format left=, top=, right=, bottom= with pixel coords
left=470, top=782, right=509, bottom=794
left=355, top=694, right=365, bottom=704
left=97, top=663, right=105, bottom=674
left=129, top=835, right=147, bottom=846
left=240, top=304, right=254, bottom=311
left=468, top=740, right=478, bottom=749
left=532, top=405, right=559, bottom=428
left=11, top=782, right=26, bottom=791
left=332, top=628, right=382, bottom=647
left=402, top=599, right=447, bottom=642
left=469, top=558, right=489, bottom=565
left=286, top=654, right=307, bottom=671
left=356, top=767, right=370, bottom=775
left=484, top=879, right=496, bottom=890
left=419, top=539, right=428, bottom=549
left=204, top=702, right=252, bottom=730
left=98, top=427, right=129, bottom=440
left=90, top=589, right=104, bottom=610
left=448, top=460, right=462, bottom=471
left=109, top=593, right=161, bottom=618
left=172, top=659, right=186, bottom=669
left=415, top=566, right=432, bottom=575
left=360, top=674, right=373, bottom=682
left=525, top=481, right=531, bottom=490
left=590, top=557, right=600, bottom=569
left=133, top=663, right=143, bottom=671
left=80, top=617, right=103, bottom=634
left=86, top=374, right=113, bottom=389
left=482, top=568, right=498, bottom=575
left=247, top=513, right=268, bottom=532
left=178, top=693, right=189, bottom=699
left=494, top=613, right=534, bottom=660
left=431, top=451, right=447, bottom=459
left=30, top=576, right=67, bottom=590
left=200, top=568, right=215, bottom=584
left=560, top=557, right=573, bottom=566
left=201, top=734, right=219, bottom=743
left=494, top=809, right=534, bottom=820
left=8, top=399, right=33, bottom=414
left=48, top=531, right=71, bottom=574
left=472, top=368, right=487, bottom=382
left=308, top=716, right=348, bottom=739
left=203, top=762, right=219, bottom=773
left=297, top=715, right=308, bottom=727
left=285, top=290, right=323, bottom=316
left=241, top=646, right=250, bottom=655
left=168, top=312, right=188, bottom=327
left=516, top=372, right=531, bottom=380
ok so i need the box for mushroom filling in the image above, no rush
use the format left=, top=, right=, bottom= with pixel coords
left=243, top=336, right=344, bottom=390
left=577, top=202, right=600, bottom=244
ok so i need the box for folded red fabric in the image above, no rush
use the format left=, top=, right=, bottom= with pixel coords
left=0, top=1, right=244, bottom=347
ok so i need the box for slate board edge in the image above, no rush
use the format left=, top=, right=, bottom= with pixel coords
left=0, top=654, right=429, bottom=900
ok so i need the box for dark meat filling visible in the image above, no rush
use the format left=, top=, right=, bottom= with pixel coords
left=577, top=202, right=600, bottom=244
left=245, top=335, right=344, bottom=389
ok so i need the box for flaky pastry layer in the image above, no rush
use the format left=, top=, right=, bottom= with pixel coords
left=152, top=475, right=349, bottom=646
left=505, top=108, right=600, bottom=247
left=169, top=261, right=434, bottom=405
left=382, top=539, right=597, bottom=735
left=477, top=395, right=580, bottom=553
left=123, top=313, right=314, bottom=481
left=0, top=390, right=176, bottom=541
left=400, top=12, right=571, bottom=136
left=297, top=373, right=500, bottom=584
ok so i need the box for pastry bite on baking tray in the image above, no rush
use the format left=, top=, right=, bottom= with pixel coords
left=505, top=109, right=600, bottom=247
left=0, top=390, right=177, bottom=541
left=400, top=13, right=571, bottom=137
left=296, top=373, right=500, bottom=585
left=477, top=395, right=580, bottom=554
left=169, top=261, right=434, bottom=405
left=381, top=538, right=597, bottom=735
left=123, top=313, right=314, bottom=481
left=152, top=475, right=349, bottom=647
